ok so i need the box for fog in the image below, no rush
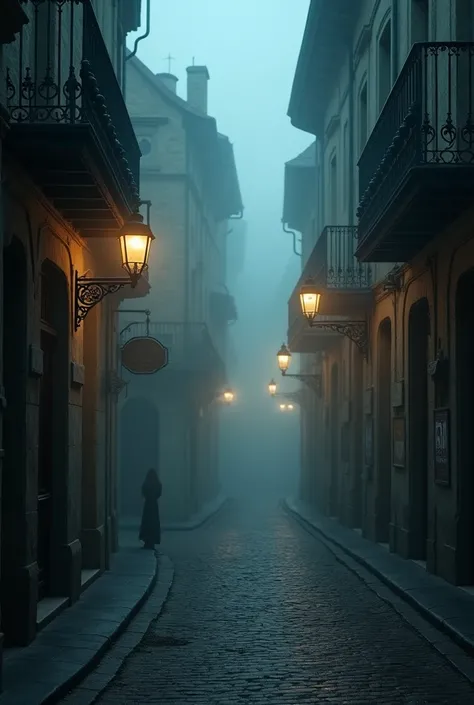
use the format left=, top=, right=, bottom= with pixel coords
left=127, top=2, right=311, bottom=503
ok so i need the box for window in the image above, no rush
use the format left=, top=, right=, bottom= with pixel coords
left=139, top=138, right=152, bottom=156
left=330, top=154, right=337, bottom=223
left=411, top=0, right=429, bottom=43
left=378, top=21, right=392, bottom=111
left=359, top=82, right=368, bottom=153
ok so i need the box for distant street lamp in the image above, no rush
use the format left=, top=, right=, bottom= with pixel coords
left=299, top=277, right=321, bottom=322
left=288, top=404, right=294, bottom=410
left=279, top=403, right=287, bottom=411
left=223, top=388, right=234, bottom=404
left=268, top=379, right=277, bottom=396
left=277, top=343, right=292, bottom=373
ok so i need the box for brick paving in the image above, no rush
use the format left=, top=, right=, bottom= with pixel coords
left=95, top=499, right=474, bottom=704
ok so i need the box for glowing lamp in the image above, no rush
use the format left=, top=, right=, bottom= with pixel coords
left=288, top=404, right=294, bottom=410
left=119, top=211, right=155, bottom=286
left=223, top=388, right=234, bottom=404
left=268, top=379, right=277, bottom=396
left=299, top=277, right=321, bottom=322
left=279, top=403, right=287, bottom=411
left=277, top=343, right=291, bottom=373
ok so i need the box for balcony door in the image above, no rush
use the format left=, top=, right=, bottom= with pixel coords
left=329, top=363, right=339, bottom=516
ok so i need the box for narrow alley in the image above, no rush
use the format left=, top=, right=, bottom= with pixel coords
left=70, top=502, right=474, bottom=705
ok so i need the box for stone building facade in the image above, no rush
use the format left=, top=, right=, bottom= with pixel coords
left=0, top=0, right=146, bottom=667
left=286, top=0, right=474, bottom=586
left=120, top=58, right=242, bottom=524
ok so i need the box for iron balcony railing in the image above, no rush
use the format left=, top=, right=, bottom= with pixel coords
left=357, top=42, right=474, bottom=230
left=309, top=226, right=372, bottom=289
left=120, top=321, right=225, bottom=376
left=6, top=0, right=140, bottom=201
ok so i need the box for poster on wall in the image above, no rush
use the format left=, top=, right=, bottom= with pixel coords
left=434, top=408, right=450, bottom=486
left=392, top=416, right=406, bottom=469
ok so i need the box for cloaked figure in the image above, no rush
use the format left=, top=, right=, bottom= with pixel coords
left=139, top=468, right=162, bottom=550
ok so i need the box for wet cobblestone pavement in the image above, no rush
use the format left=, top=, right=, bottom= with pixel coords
left=96, top=500, right=474, bottom=704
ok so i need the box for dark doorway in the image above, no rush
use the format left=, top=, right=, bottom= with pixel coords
left=376, top=318, right=392, bottom=542
left=120, top=398, right=159, bottom=518
left=2, top=237, right=28, bottom=641
left=38, top=260, right=69, bottom=599
left=456, top=268, right=474, bottom=584
left=329, top=363, right=339, bottom=516
left=408, top=298, right=430, bottom=559
left=352, top=348, right=364, bottom=527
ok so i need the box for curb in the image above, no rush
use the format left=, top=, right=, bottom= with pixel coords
left=35, top=552, right=161, bottom=705
left=163, top=495, right=229, bottom=531
left=283, top=498, right=474, bottom=658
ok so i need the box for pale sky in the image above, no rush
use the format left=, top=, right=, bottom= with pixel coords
left=128, top=2, right=312, bottom=493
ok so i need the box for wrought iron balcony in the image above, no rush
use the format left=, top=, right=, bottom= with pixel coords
left=288, top=226, right=372, bottom=353
left=5, top=0, right=140, bottom=237
left=120, top=321, right=225, bottom=384
left=357, top=42, right=474, bottom=262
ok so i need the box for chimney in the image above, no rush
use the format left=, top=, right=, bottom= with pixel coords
left=156, top=72, right=178, bottom=94
left=186, top=65, right=210, bottom=114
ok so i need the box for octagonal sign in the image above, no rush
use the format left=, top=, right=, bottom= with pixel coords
left=121, top=336, right=169, bottom=375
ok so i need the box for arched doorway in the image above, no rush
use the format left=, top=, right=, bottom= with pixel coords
left=351, top=347, right=364, bottom=527
left=408, top=298, right=430, bottom=559
left=2, top=237, right=28, bottom=643
left=376, top=318, right=392, bottom=543
left=456, top=268, right=474, bottom=584
left=329, top=363, right=339, bottom=516
left=119, top=398, right=159, bottom=519
left=38, top=260, right=69, bottom=599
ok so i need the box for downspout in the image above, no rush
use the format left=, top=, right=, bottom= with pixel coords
left=348, top=48, right=355, bottom=224
left=282, top=222, right=302, bottom=257
left=184, top=126, right=190, bottom=325
left=392, top=0, right=399, bottom=82
left=123, top=0, right=151, bottom=98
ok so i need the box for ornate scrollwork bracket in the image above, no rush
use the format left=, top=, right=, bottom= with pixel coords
left=75, top=273, right=130, bottom=330
left=309, top=320, right=369, bottom=360
left=282, top=372, right=322, bottom=397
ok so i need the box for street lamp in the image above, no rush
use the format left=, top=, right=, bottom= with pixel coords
left=279, top=403, right=287, bottom=411
left=119, top=211, right=155, bottom=285
left=223, top=388, right=234, bottom=404
left=277, top=343, right=292, bottom=373
left=75, top=205, right=155, bottom=330
left=299, top=277, right=321, bottom=322
left=288, top=404, right=294, bottom=410
left=268, top=379, right=277, bottom=396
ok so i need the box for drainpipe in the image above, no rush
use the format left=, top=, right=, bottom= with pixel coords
left=123, top=0, right=151, bottom=98
left=282, top=222, right=302, bottom=257
left=348, top=48, right=355, bottom=225
left=392, top=0, right=399, bottom=82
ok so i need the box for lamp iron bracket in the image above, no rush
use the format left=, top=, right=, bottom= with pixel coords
left=309, top=320, right=368, bottom=359
left=282, top=371, right=322, bottom=396
left=75, top=273, right=131, bottom=330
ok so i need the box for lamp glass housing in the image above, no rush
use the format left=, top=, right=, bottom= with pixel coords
left=223, top=389, right=234, bottom=404
left=268, top=379, right=277, bottom=396
left=119, top=212, right=155, bottom=284
left=277, top=343, right=291, bottom=372
left=299, top=278, right=321, bottom=322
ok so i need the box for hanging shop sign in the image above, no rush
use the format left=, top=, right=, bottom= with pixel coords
left=121, top=336, right=168, bottom=375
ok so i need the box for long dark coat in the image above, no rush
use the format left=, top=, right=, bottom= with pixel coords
left=139, top=476, right=162, bottom=546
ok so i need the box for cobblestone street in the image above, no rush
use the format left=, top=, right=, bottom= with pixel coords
left=94, top=500, right=474, bottom=704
